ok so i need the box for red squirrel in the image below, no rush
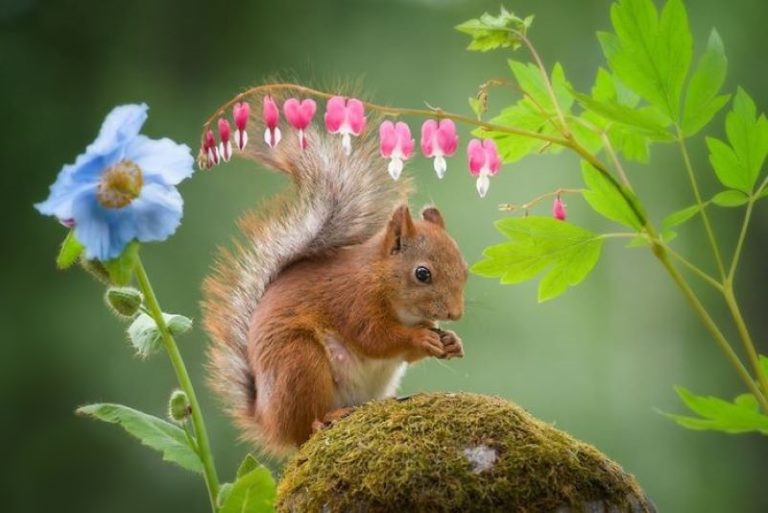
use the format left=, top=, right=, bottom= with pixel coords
left=203, top=101, right=468, bottom=455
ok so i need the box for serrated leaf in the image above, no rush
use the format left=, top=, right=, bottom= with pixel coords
left=471, top=217, right=603, bottom=302
left=102, top=241, right=140, bottom=286
left=455, top=8, right=532, bottom=52
left=77, top=403, right=203, bottom=473
left=706, top=88, right=768, bottom=193
left=712, top=190, right=749, bottom=207
left=127, top=312, right=193, bottom=358
left=581, top=161, right=644, bottom=230
left=56, top=230, right=84, bottom=269
left=606, top=0, right=692, bottom=122
left=682, top=29, right=729, bottom=136
left=219, top=465, right=276, bottom=513
left=666, top=387, right=768, bottom=435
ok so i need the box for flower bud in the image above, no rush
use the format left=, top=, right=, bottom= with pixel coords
left=168, top=389, right=191, bottom=423
left=105, top=286, right=143, bottom=317
left=552, top=197, right=567, bottom=221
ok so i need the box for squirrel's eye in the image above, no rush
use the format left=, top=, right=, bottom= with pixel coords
left=414, top=266, right=432, bottom=283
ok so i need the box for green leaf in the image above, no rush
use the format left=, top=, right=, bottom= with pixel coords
left=574, top=91, right=671, bottom=139
left=666, top=386, right=768, bottom=435
left=482, top=62, right=574, bottom=164
left=509, top=61, right=573, bottom=116
left=581, top=161, right=644, bottom=230
left=471, top=217, right=603, bottom=302
left=455, top=8, right=533, bottom=52
left=102, top=241, right=140, bottom=286
left=682, top=29, right=729, bottom=136
left=706, top=88, right=768, bottom=193
left=56, top=230, right=84, bottom=269
left=760, top=354, right=768, bottom=379
left=77, top=403, right=203, bottom=472
left=237, top=454, right=261, bottom=478
left=606, top=0, right=692, bottom=122
left=661, top=204, right=700, bottom=232
left=712, top=190, right=749, bottom=207
left=219, top=464, right=276, bottom=513
left=127, top=312, right=193, bottom=358
left=660, top=204, right=700, bottom=241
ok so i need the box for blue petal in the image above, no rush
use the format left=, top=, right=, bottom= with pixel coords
left=34, top=152, right=104, bottom=220
left=72, top=191, right=137, bottom=261
left=125, top=135, right=195, bottom=185
left=128, top=182, right=183, bottom=242
left=86, top=103, right=148, bottom=156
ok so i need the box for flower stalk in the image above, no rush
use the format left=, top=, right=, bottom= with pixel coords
left=133, top=257, right=220, bottom=512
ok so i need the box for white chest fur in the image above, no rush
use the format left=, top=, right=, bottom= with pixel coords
left=324, top=335, right=407, bottom=409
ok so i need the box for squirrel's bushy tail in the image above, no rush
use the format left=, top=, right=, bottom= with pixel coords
left=202, top=97, right=409, bottom=434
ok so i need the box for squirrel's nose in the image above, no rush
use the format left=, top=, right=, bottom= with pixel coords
left=447, top=309, right=463, bottom=321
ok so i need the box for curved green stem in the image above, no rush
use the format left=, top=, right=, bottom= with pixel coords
left=134, top=257, right=220, bottom=512
left=653, top=245, right=768, bottom=411
left=676, top=128, right=726, bottom=279
left=663, top=244, right=723, bottom=292
left=729, top=198, right=754, bottom=281
left=723, top=284, right=768, bottom=407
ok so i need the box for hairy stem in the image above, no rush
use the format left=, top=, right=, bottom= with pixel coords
left=676, top=128, right=726, bottom=278
left=134, top=258, right=220, bottom=512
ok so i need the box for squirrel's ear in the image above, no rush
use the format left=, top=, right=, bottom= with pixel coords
left=384, top=205, right=416, bottom=254
left=421, top=206, right=445, bottom=229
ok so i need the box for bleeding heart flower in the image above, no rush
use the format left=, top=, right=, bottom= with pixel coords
left=283, top=98, right=317, bottom=149
left=421, top=119, right=458, bottom=179
left=552, top=196, right=567, bottom=221
left=324, top=96, right=366, bottom=155
left=262, top=96, right=281, bottom=148
left=467, top=138, right=501, bottom=198
left=218, top=118, right=232, bottom=162
left=233, top=101, right=250, bottom=151
left=379, top=121, right=414, bottom=180
left=204, top=128, right=219, bottom=168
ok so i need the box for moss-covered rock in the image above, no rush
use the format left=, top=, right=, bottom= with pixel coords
left=277, top=393, right=655, bottom=513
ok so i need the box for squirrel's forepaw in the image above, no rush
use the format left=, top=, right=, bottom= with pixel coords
left=439, top=330, right=464, bottom=359
left=415, top=329, right=446, bottom=358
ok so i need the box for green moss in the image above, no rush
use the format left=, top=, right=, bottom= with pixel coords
left=277, top=393, right=655, bottom=513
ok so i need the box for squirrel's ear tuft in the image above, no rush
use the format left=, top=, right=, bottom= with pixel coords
left=421, top=206, right=445, bottom=229
left=384, top=205, right=416, bottom=254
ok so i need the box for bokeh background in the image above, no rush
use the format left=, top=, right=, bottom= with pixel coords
left=3, top=0, right=767, bottom=511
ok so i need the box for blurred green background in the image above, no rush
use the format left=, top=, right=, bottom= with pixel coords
left=3, top=0, right=767, bottom=511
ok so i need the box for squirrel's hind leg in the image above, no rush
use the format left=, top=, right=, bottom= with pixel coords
left=254, top=332, right=335, bottom=450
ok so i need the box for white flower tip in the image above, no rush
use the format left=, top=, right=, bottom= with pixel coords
left=388, top=158, right=404, bottom=180
left=264, top=127, right=282, bottom=148
left=236, top=129, right=248, bottom=151
left=342, top=133, right=352, bottom=156
left=476, top=174, right=490, bottom=198
left=219, top=141, right=232, bottom=162
left=434, top=156, right=447, bottom=179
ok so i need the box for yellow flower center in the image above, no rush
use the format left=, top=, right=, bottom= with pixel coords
left=97, top=160, right=143, bottom=209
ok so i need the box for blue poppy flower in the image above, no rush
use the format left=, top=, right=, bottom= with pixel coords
left=36, top=104, right=195, bottom=260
